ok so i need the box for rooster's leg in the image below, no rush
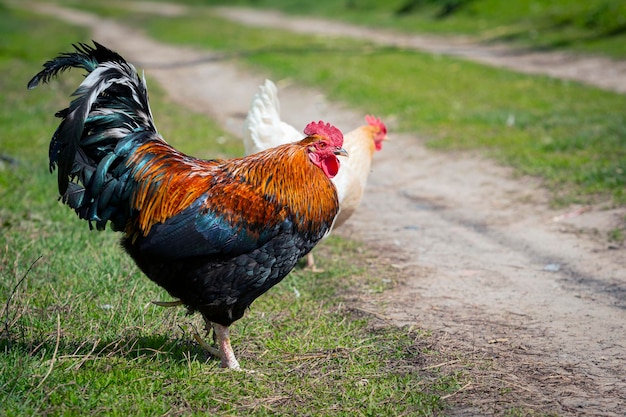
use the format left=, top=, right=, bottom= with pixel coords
left=195, top=316, right=240, bottom=370
left=212, top=323, right=241, bottom=370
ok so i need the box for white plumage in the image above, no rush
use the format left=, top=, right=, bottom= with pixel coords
left=243, top=79, right=388, bottom=270
left=242, top=79, right=303, bottom=155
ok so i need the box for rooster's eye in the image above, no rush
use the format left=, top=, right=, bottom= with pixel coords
left=318, top=142, right=327, bottom=149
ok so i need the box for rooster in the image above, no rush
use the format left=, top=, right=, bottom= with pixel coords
left=28, top=42, right=347, bottom=370
left=243, top=79, right=388, bottom=271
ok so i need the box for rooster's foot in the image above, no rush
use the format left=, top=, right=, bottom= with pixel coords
left=191, top=328, right=222, bottom=358
left=194, top=319, right=241, bottom=370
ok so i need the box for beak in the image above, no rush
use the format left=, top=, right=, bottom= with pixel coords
left=334, top=147, right=348, bottom=157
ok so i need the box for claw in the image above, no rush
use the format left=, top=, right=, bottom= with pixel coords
left=193, top=318, right=241, bottom=370
left=191, top=326, right=221, bottom=358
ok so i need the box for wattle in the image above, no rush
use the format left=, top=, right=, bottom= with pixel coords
left=322, top=156, right=340, bottom=178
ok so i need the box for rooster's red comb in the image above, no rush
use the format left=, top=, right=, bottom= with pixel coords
left=365, top=115, right=387, bottom=135
left=304, top=121, right=343, bottom=147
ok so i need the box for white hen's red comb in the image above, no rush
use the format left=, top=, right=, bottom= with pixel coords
left=365, top=115, right=387, bottom=135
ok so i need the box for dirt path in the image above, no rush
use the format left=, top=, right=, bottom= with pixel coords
left=29, top=3, right=626, bottom=415
left=214, top=6, right=626, bottom=95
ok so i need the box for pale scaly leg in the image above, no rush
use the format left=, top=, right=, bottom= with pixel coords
left=193, top=316, right=240, bottom=370
left=151, top=300, right=240, bottom=369
left=212, top=323, right=240, bottom=370
left=305, top=252, right=324, bottom=273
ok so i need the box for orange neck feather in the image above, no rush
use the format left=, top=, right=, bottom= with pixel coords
left=126, top=140, right=339, bottom=237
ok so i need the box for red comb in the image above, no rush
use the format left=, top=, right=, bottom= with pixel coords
left=365, top=115, right=387, bottom=135
left=304, top=121, right=343, bottom=147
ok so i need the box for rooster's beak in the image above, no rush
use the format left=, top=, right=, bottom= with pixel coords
left=334, top=147, right=348, bottom=157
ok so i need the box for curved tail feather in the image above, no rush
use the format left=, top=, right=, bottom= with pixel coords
left=242, top=79, right=303, bottom=155
left=29, top=41, right=160, bottom=231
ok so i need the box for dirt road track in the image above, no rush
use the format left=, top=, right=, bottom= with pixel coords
left=28, top=3, right=626, bottom=415
left=215, top=6, right=626, bottom=95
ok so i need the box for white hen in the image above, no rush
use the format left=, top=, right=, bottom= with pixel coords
left=242, top=79, right=304, bottom=155
left=243, top=79, right=388, bottom=271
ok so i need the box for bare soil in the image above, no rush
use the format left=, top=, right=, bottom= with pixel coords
left=215, top=6, right=626, bottom=94
left=30, top=3, right=626, bottom=415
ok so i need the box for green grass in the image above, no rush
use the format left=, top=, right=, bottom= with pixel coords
left=1, top=6, right=462, bottom=416
left=68, top=1, right=626, bottom=206
left=130, top=0, right=626, bottom=59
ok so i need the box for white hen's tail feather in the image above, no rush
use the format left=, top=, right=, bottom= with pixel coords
left=242, top=79, right=303, bottom=155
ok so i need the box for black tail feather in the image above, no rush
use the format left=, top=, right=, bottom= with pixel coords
left=27, top=41, right=125, bottom=90
left=30, top=41, right=159, bottom=231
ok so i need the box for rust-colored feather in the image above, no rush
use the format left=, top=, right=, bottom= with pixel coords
left=126, top=141, right=220, bottom=236
left=126, top=137, right=338, bottom=238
